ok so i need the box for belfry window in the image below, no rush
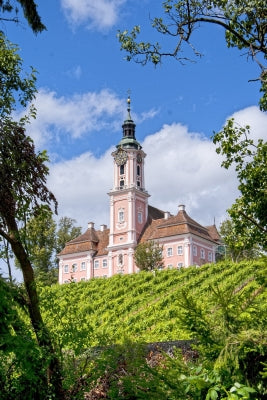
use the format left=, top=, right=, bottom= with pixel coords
left=137, top=165, right=140, bottom=176
left=120, top=165, right=124, bottom=175
left=120, top=180, right=124, bottom=188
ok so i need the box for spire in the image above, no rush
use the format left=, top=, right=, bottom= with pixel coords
left=126, top=94, right=132, bottom=121
left=117, top=93, right=141, bottom=149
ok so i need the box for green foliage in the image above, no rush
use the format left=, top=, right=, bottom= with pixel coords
left=213, top=120, right=267, bottom=250
left=219, top=219, right=261, bottom=262
left=18, top=207, right=58, bottom=284
left=0, top=31, right=37, bottom=117
left=134, top=240, right=164, bottom=271
left=0, top=236, right=14, bottom=281
left=0, top=278, right=54, bottom=399
left=36, top=259, right=267, bottom=398
left=118, top=0, right=267, bottom=111
left=56, top=216, right=82, bottom=255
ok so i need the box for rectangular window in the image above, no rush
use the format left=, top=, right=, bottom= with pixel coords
left=81, top=261, right=86, bottom=270
left=208, top=251, right=212, bottom=262
left=94, top=260, right=99, bottom=269
left=72, top=264, right=77, bottom=272
left=167, top=264, right=173, bottom=269
left=193, top=245, right=197, bottom=256
left=64, top=265, right=69, bottom=273
left=137, top=211, right=142, bottom=224
left=177, top=245, right=183, bottom=255
left=200, top=249, right=205, bottom=259
left=80, top=277, right=86, bottom=281
left=102, top=259, right=108, bottom=268
left=177, top=263, right=183, bottom=269
left=167, top=247, right=173, bottom=257
left=119, top=210, right=124, bottom=222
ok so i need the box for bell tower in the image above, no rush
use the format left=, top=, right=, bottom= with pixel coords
left=107, top=96, right=150, bottom=275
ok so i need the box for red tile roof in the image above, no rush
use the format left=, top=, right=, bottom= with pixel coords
left=140, top=208, right=219, bottom=244
left=58, top=227, right=110, bottom=256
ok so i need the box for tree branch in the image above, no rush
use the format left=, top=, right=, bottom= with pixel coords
left=239, top=210, right=267, bottom=234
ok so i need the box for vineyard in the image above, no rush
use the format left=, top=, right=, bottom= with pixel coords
left=39, top=259, right=267, bottom=352
left=2, top=259, right=266, bottom=399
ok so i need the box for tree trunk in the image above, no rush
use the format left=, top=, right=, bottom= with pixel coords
left=6, top=217, right=64, bottom=398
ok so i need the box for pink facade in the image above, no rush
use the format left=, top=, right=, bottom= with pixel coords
left=58, top=98, right=220, bottom=283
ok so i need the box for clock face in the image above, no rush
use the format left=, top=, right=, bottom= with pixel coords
left=115, top=148, right=127, bottom=166
left=137, top=153, right=142, bottom=163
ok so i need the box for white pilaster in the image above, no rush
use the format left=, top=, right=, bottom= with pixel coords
left=128, top=247, right=134, bottom=273
left=108, top=251, right=113, bottom=277
left=59, top=260, right=63, bottom=284
left=184, top=239, right=190, bottom=267
left=86, top=254, right=92, bottom=280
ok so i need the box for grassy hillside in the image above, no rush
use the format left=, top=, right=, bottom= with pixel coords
left=39, top=259, right=267, bottom=354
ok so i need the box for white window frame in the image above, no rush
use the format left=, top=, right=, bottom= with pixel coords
left=72, top=263, right=77, bottom=272
left=208, top=251, right=213, bottom=262
left=193, top=245, right=197, bottom=256
left=177, top=262, right=183, bottom=269
left=118, top=209, right=124, bottom=222
left=64, top=265, right=69, bottom=273
left=167, top=247, right=173, bottom=257
left=200, top=249, right=205, bottom=259
left=94, top=260, right=99, bottom=269
left=177, top=245, right=183, bottom=255
left=80, top=277, right=86, bottom=281
left=81, top=261, right=86, bottom=271
left=102, top=259, right=108, bottom=268
left=137, top=211, right=142, bottom=224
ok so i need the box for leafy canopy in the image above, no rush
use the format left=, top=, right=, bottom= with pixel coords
left=134, top=241, right=164, bottom=271
left=0, top=31, right=37, bottom=117
left=118, top=0, right=267, bottom=110
left=213, top=120, right=267, bottom=250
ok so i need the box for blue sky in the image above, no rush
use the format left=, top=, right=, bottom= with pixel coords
left=1, top=0, right=266, bottom=280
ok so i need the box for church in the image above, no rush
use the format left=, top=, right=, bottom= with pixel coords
left=58, top=97, right=220, bottom=283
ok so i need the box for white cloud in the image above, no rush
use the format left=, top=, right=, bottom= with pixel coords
left=47, top=105, right=266, bottom=233
left=48, top=151, right=113, bottom=229
left=61, top=0, right=126, bottom=30
left=24, top=88, right=157, bottom=153
left=225, top=106, right=267, bottom=142
left=143, top=123, right=238, bottom=227
left=27, top=88, right=125, bottom=149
